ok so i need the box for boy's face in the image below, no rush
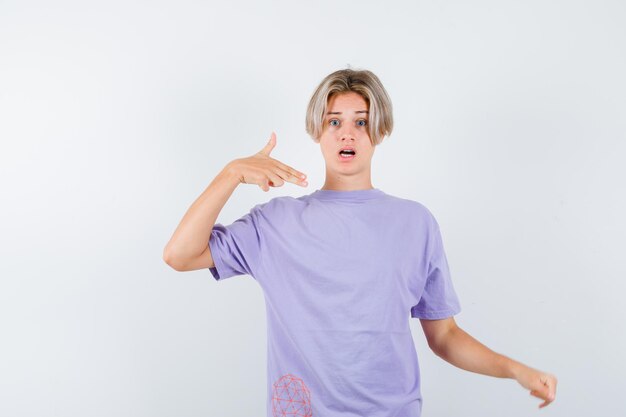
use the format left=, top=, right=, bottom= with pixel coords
left=318, top=91, right=375, bottom=178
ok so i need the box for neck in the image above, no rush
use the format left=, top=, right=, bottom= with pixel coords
left=321, top=171, right=374, bottom=191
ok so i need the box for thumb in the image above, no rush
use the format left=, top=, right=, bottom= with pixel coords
left=530, top=380, right=552, bottom=400
left=258, top=131, right=276, bottom=156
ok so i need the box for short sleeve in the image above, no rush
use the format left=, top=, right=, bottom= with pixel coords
left=208, top=204, right=263, bottom=281
left=411, top=217, right=462, bottom=319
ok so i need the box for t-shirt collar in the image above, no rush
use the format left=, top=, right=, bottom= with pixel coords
left=309, top=188, right=386, bottom=201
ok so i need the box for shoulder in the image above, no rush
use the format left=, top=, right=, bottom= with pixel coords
left=250, top=195, right=305, bottom=218
left=380, top=192, right=437, bottom=225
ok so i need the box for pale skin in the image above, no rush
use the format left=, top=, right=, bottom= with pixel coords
left=163, top=91, right=557, bottom=409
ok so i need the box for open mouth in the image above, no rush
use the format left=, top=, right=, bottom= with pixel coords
left=339, top=149, right=356, bottom=159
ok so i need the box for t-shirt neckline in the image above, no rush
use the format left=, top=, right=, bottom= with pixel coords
left=309, top=187, right=386, bottom=201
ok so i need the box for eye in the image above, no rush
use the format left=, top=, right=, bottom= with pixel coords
left=357, top=119, right=367, bottom=127
left=329, top=119, right=340, bottom=127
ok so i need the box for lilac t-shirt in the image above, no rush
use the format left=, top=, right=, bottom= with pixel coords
left=208, top=188, right=461, bottom=417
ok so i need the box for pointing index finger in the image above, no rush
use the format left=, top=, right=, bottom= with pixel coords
left=276, top=161, right=307, bottom=180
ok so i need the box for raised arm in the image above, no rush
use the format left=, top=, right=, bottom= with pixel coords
left=162, top=162, right=239, bottom=271
left=162, top=132, right=307, bottom=271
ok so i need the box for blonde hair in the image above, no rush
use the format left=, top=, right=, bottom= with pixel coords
left=305, top=67, right=393, bottom=146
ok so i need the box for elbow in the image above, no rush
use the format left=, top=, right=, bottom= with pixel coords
left=427, top=337, right=450, bottom=361
left=426, top=338, right=441, bottom=356
left=429, top=326, right=461, bottom=360
left=163, top=254, right=179, bottom=271
left=428, top=342, right=445, bottom=359
left=425, top=328, right=457, bottom=358
left=163, top=247, right=184, bottom=271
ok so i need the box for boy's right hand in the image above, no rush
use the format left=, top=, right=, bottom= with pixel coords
left=227, top=132, right=308, bottom=192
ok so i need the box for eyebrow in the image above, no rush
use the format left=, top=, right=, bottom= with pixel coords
left=325, top=110, right=369, bottom=115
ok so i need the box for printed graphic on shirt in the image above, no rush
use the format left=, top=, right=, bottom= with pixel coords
left=271, top=373, right=312, bottom=417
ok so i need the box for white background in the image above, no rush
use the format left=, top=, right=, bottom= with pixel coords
left=1, top=0, right=624, bottom=416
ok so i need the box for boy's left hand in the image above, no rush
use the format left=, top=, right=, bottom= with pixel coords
left=514, top=365, right=558, bottom=408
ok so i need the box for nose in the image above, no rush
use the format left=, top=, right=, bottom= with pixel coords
left=339, top=124, right=357, bottom=142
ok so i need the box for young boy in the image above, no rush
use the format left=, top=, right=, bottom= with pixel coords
left=164, top=68, right=557, bottom=417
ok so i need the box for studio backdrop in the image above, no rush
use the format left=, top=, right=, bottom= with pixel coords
left=1, top=0, right=624, bottom=416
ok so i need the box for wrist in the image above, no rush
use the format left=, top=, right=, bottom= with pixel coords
left=507, top=359, right=527, bottom=380
left=223, top=160, right=243, bottom=184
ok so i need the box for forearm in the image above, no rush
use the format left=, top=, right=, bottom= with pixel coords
left=163, top=162, right=241, bottom=266
left=432, top=327, right=524, bottom=379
